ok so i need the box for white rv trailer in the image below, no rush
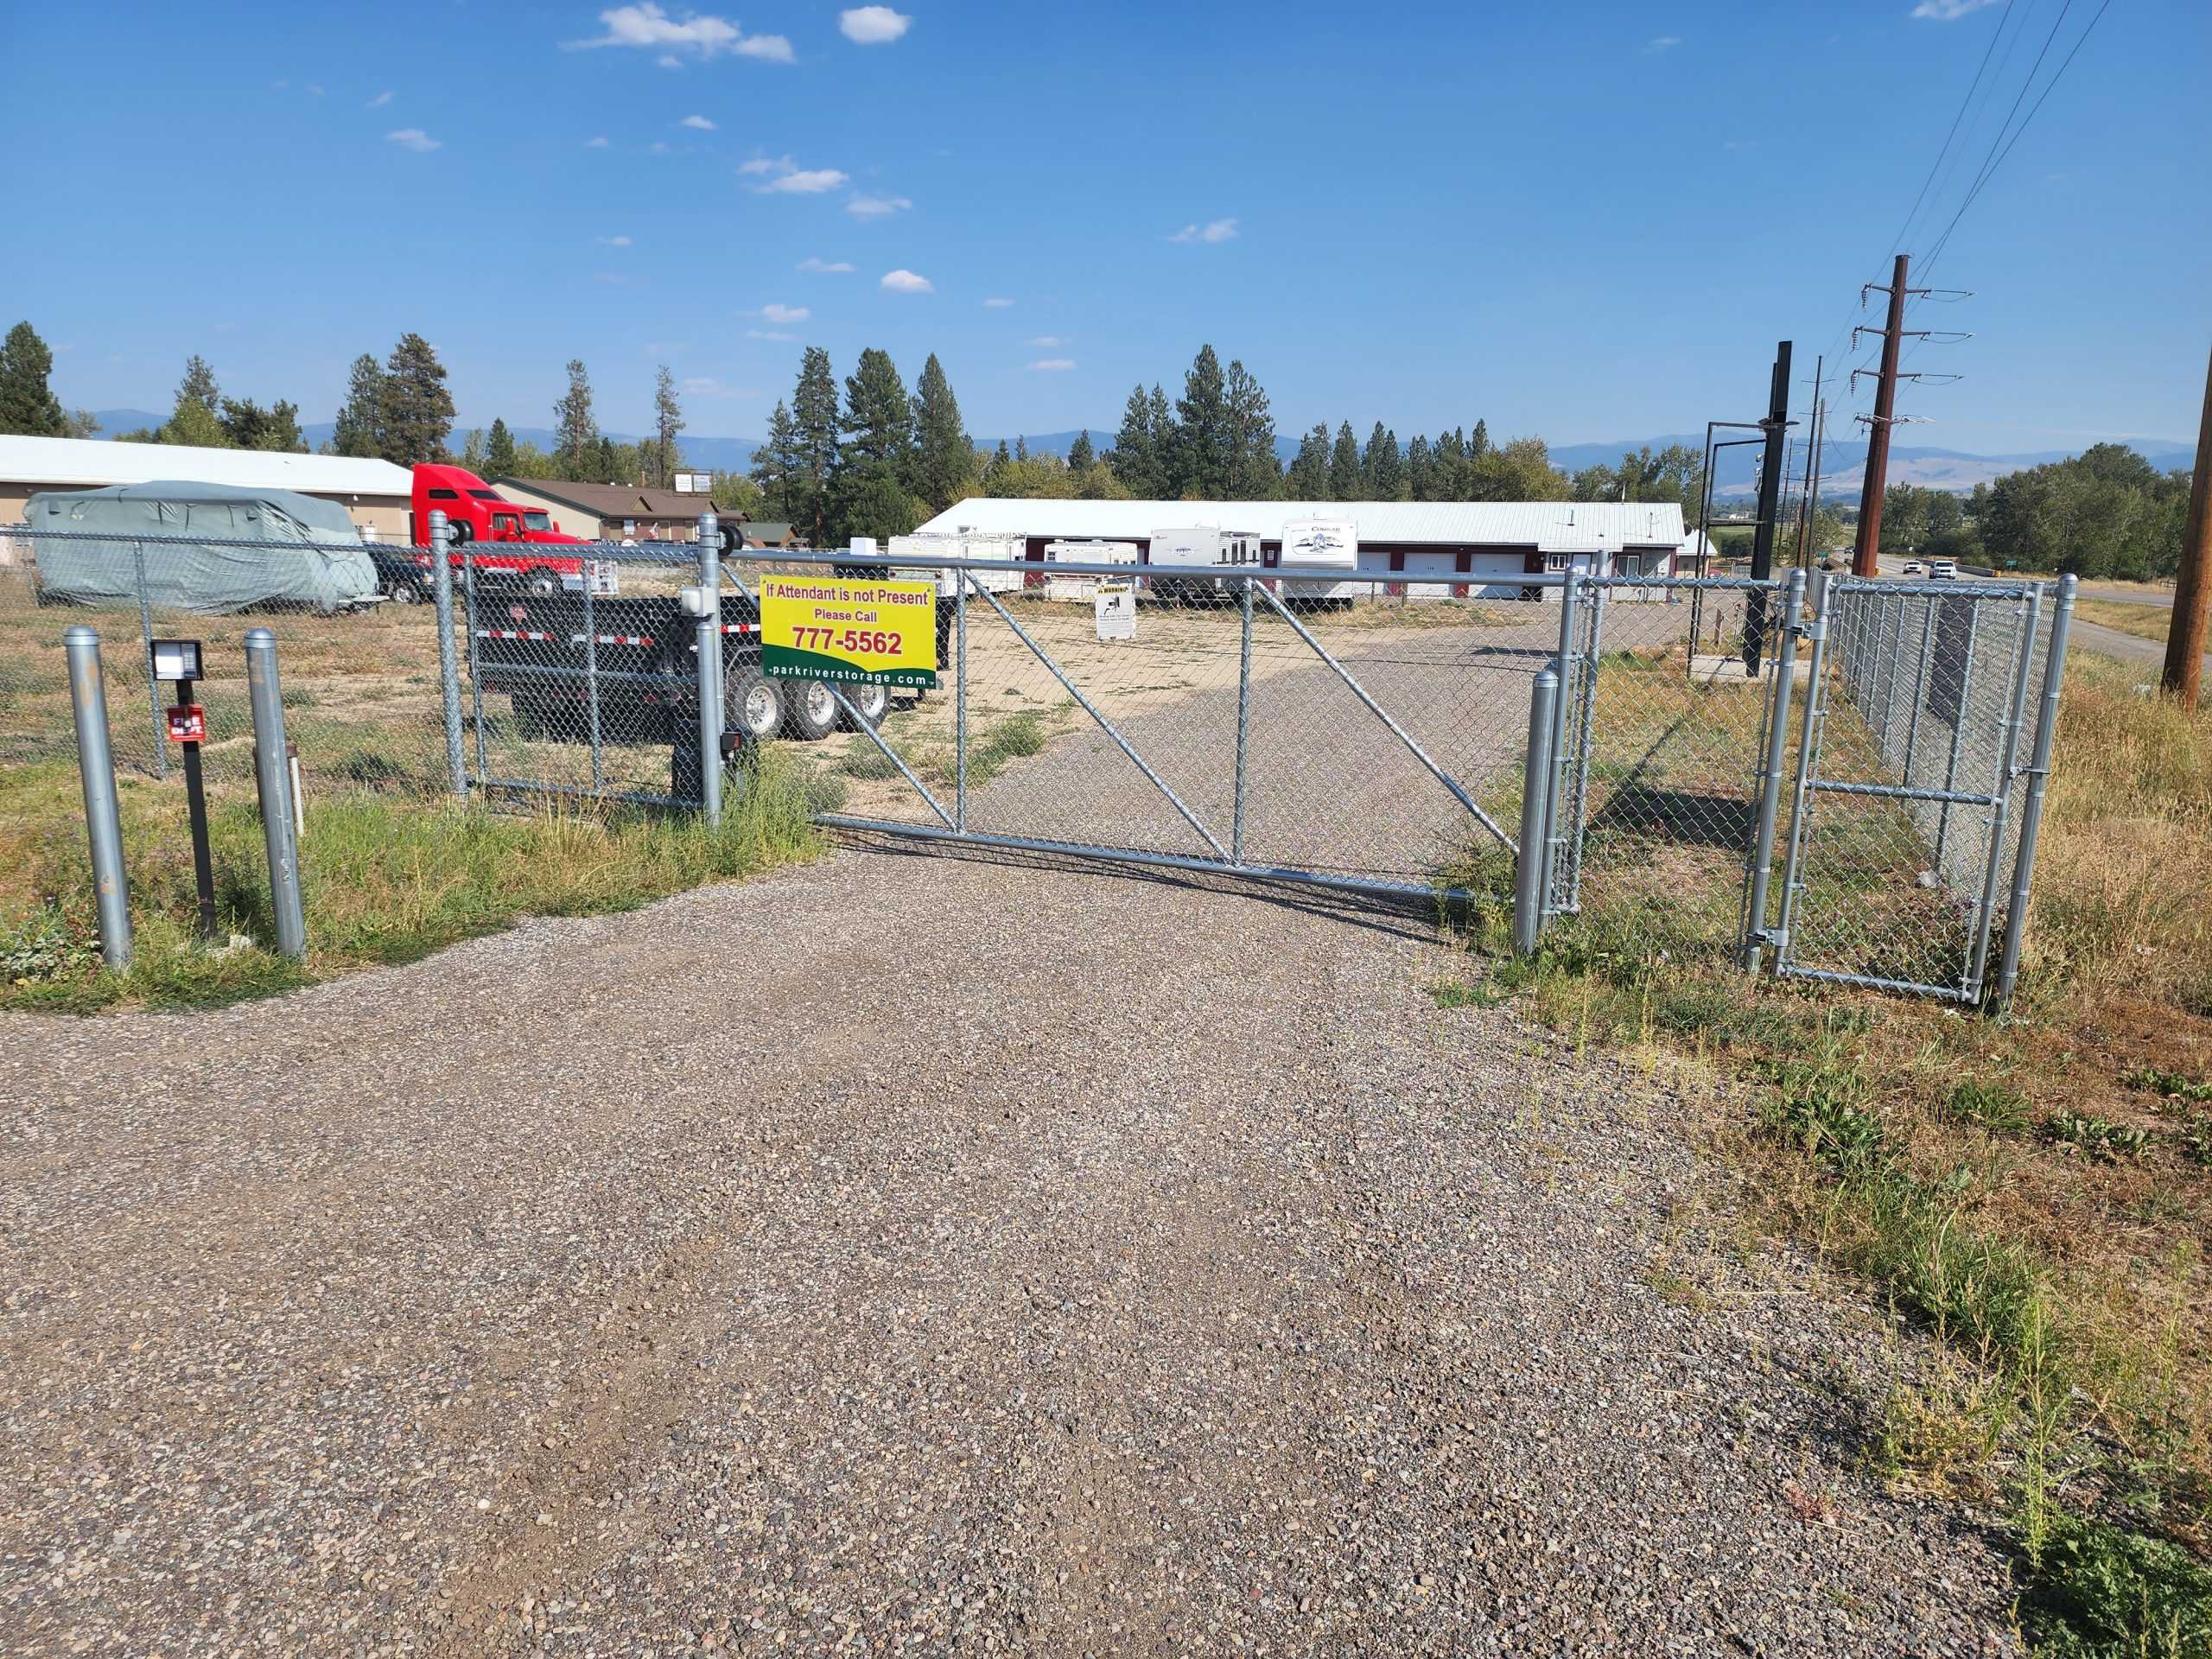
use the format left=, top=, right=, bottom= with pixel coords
left=884, top=531, right=1027, bottom=598
left=1040, top=538, right=1140, bottom=601
left=1274, top=517, right=1361, bottom=604
left=1143, top=526, right=1262, bottom=601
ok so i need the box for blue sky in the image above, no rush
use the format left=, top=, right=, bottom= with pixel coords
left=13, top=0, right=2208, bottom=454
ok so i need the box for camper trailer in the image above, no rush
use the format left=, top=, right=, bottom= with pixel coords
left=1275, top=518, right=1361, bottom=605
left=1040, top=539, right=1140, bottom=601
left=1144, top=526, right=1261, bottom=602
left=885, top=532, right=1028, bottom=598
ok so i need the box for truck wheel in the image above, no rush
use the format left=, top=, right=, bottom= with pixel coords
left=843, top=680, right=889, bottom=728
left=784, top=679, right=841, bottom=742
left=724, top=668, right=784, bottom=744
left=388, top=581, right=418, bottom=605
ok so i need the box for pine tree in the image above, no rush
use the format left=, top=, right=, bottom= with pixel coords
left=653, top=365, right=685, bottom=489
left=1014, top=434, right=1028, bottom=462
left=554, top=359, right=598, bottom=480
left=909, top=353, right=973, bottom=512
left=750, top=399, right=804, bottom=520
left=791, top=346, right=841, bottom=544
left=0, top=321, right=68, bottom=436
left=176, top=355, right=221, bottom=417
left=219, top=397, right=306, bottom=452
left=1363, top=423, right=1406, bottom=499
left=379, top=334, right=455, bottom=465
left=1286, top=423, right=1330, bottom=499
left=460, top=428, right=488, bottom=471
left=1170, top=345, right=1231, bottom=498
left=984, top=440, right=1014, bottom=495
left=1469, top=418, right=1491, bottom=459
left=1147, top=385, right=1175, bottom=493
left=1223, top=359, right=1278, bottom=499
left=830, top=347, right=917, bottom=543
left=1328, top=422, right=1362, bottom=500
left=332, top=353, right=387, bottom=459
left=485, top=417, right=517, bottom=478
left=1106, top=385, right=1160, bottom=498
left=595, top=435, right=620, bottom=484
left=1066, top=429, right=1096, bottom=475
left=1406, top=435, right=1433, bottom=502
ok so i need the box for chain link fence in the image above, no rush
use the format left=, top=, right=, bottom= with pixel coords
left=0, top=521, right=2078, bottom=1008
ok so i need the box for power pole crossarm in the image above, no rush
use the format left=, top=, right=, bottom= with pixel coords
left=1853, top=253, right=1910, bottom=578
left=2164, top=340, right=2212, bottom=708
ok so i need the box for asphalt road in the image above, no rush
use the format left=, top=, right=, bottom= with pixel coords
left=0, top=848, right=2020, bottom=1656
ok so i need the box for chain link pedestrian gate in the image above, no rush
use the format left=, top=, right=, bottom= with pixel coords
left=1543, top=567, right=2075, bottom=1009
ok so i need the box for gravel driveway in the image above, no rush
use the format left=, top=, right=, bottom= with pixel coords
left=0, top=843, right=2018, bottom=1656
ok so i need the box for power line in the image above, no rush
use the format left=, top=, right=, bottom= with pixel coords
left=1922, top=0, right=2113, bottom=276
left=1882, top=0, right=2017, bottom=260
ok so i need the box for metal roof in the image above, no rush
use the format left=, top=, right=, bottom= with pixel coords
left=915, top=497, right=1687, bottom=550
left=496, top=478, right=722, bottom=520
left=0, top=435, right=411, bottom=498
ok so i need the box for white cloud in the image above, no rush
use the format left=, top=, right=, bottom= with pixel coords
left=586, top=135, right=611, bottom=148
left=1167, top=217, right=1237, bottom=245
left=880, top=269, right=933, bottom=294
left=1911, top=0, right=2001, bottom=16
left=743, top=156, right=849, bottom=193
left=982, top=296, right=1014, bottom=308
left=798, top=257, right=855, bottom=272
left=1644, top=35, right=1682, bottom=50
left=847, top=194, right=912, bottom=219
left=681, top=113, right=717, bottom=130
left=1027, top=335, right=1064, bottom=347
left=597, top=234, right=634, bottom=246
left=567, top=3, right=793, bottom=62
left=760, top=302, right=810, bottom=323
left=308, top=83, right=327, bottom=98
left=1027, top=359, right=1076, bottom=372
left=839, top=5, right=910, bottom=44
left=386, top=128, right=441, bottom=152
left=680, top=376, right=754, bottom=398
left=746, top=329, right=798, bottom=341
left=367, top=89, right=393, bottom=109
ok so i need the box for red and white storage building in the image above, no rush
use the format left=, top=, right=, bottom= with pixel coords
left=910, top=499, right=1692, bottom=597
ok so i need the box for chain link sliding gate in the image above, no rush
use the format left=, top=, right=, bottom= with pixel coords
left=2, top=513, right=2078, bottom=1009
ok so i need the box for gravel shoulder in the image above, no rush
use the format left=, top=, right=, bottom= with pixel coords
left=1, top=841, right=2018, bottom=1656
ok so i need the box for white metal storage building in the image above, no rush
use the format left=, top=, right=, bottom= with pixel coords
left=912, top=499, right=1690, bottom=594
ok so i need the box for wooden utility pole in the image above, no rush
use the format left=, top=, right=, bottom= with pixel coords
left=1853, top=254, right=1911, bottom=577
left=2164, top=340, right=2212, bottom=707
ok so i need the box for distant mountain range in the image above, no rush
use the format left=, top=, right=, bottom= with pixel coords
left=81, top=410, right=2190, bottom=499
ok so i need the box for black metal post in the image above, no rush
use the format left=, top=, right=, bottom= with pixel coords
left=174, top=677, right=219, bottom=941
left=1745, top=340, right=1793, bottom=675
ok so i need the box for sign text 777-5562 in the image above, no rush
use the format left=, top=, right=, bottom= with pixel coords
left=758, top=575, right=938, bottom=689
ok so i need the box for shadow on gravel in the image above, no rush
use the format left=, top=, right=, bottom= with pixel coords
left=825, top=827, right=1442, bottom=945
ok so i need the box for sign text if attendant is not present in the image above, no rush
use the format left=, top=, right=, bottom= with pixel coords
left=758, top=575, right=939, bottom=688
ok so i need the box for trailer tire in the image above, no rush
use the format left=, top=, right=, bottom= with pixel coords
left=843, top=680, right=889, bottom=728
left=724, top=667, right=785, bottom=744
left=525, top=569, right=561, bottom=598
left=784, top=678, right=841, bottom=742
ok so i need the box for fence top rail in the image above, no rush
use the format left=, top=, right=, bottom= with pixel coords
left=4, top=524, right=704, bottom=563
left=1829, top=575, right=2050, bottom=601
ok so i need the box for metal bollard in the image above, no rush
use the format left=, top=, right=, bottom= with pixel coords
left=63, top=626, right=132, bottom=969
left=245, top=630, right=308, bottom=959
left=1513, top=670, right=1560, bottom=956
left=1741, top=568, right=1806, bottom=972
left=696, top=511, right=722, bottom=826
left=429, top=510, right=466, bottom=798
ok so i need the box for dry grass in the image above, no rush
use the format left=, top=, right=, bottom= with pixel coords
left=2074, top=598, right=2177, bottom=647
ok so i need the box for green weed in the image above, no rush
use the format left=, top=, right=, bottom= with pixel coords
left=1945, top=1077, right=2034, bottom=1135
left=2017, top=1513, right=2212, bottom=1659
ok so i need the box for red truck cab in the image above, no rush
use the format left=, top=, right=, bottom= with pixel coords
left=407, top=464, right=604, bottom=596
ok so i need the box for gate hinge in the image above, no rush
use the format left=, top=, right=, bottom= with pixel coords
left=1751, top=926, right=1788, bottom=951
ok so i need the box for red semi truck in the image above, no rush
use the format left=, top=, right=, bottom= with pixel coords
left=378, top=465, right=606, bottom=601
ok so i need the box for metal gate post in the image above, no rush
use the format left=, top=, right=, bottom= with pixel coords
left=461, top=537, right=487, bottom=787
left=1774, top=569, right=1834, bottom=960
left=1233, top=576, right=1254, bottom=863
left=429, top=511, right=466, bottom=798
left=1964, top=585, right=2045, bottom=1001
left=245, top=629, right=307, bottom=960
left=1545, top=569, right=1582, bottom=912
left=955, top=578, right=968, bottom=832
left=1514, top=669, right=1560, bottom=955
left=1993, top=575, right=2076, bottom=1009
left=696, top=511, right=722, bottom=826
left=584, top=565, right=603, bottom=791
left=1561, top=581, right=1606, bottom=912
left=63, top=626, right=131, bottom=969
left=1742, top=569, right=1805, bottom=971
